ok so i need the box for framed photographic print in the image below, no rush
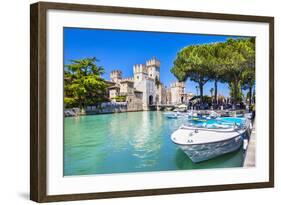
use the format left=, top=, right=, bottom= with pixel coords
left=30, top=1, right=274, bottom=202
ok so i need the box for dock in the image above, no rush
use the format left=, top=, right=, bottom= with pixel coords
left=243, top=120, right=256, bottom=167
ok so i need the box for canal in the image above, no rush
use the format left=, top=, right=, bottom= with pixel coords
left=64, top=111, right=244, bottom=176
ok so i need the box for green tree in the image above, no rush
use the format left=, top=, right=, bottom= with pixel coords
left=229, top=81, right=243, bottom=103
left=64, top=57, right=109, bottom=109
left=171, top=45, right=212, bottom=103
left=113, top=95, right=126, bottom=102
left=208, top=42, right=228, bottom=104
left=223, top=38, right=255, bottom=104
left=171, top=38, right=255, bottom=107
left=241, top=38, right=255, bottom=106
left=241, top=68, right=255, bottom=105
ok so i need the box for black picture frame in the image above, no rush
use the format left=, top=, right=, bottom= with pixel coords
left=30, top=1, right=274, bottom=202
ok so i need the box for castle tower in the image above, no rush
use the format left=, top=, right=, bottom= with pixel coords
left=170, top=81, right=185, bottom=104
left=146, top=57, right=160, bottom=81
left=133, top=64, right=148, bottom=83
left=110, top=70, right=122, bottom=83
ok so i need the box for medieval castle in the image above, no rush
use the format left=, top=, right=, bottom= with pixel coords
left=107, top=57, right=193, bottom=111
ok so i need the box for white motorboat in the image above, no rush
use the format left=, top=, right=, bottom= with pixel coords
left=209, top=110, right=221, bottom=118
left=171, top=120, right=251, bottom=163
left=244, top=112, right=253, bottom=119
left=164, top=111, right=188, bottom=119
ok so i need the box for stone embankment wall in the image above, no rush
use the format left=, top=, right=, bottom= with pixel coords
left=64, top=102, right=144, bottom=117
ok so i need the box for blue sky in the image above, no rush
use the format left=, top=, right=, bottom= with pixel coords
left=64, top=27, right=247, bottom=97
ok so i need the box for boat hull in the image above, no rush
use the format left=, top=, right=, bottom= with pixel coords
left=178, top=135, right=243, bottom=163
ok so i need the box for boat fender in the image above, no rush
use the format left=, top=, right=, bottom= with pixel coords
left=243, top=139, right=249, bottom=150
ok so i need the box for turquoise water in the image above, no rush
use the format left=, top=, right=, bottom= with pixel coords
left=64, top=111, right=244, bottom=176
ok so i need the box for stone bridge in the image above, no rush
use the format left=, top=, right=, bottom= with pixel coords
left=148, top=104, right=176, bottom=111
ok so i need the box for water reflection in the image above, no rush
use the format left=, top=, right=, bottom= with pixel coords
left=129, top=112, right=162, bottom=169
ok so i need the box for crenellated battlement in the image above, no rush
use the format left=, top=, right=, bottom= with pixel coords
left=133, top=64, right=147, bottom=74
left=110, top=70, right=122, bottom=75
left=146, top=57, right=160, bottom=68
left=120, top=77, right=134, bottom=82
left=110, top=70, right=122, bottom=82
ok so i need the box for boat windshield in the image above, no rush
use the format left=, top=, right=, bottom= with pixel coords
left=185, top=117, right=246, bottom=129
